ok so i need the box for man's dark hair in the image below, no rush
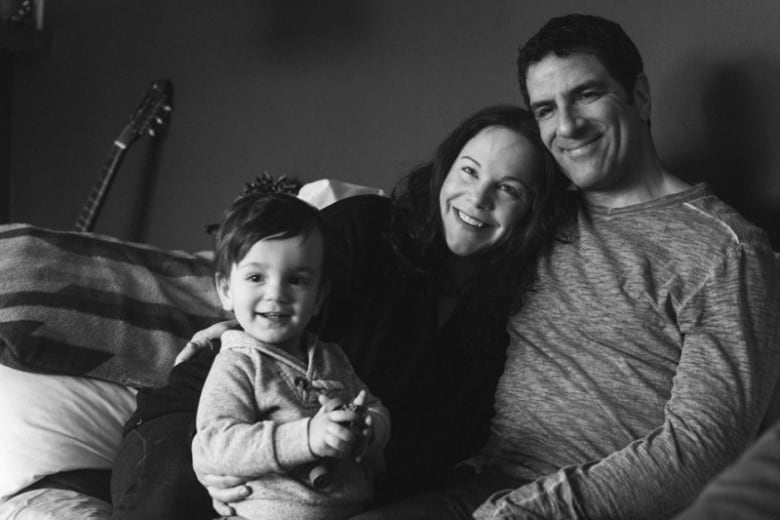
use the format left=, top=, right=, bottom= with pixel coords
left=517, top=14, right=644, bottom=106
left=213, top=192, right=330, bottom=283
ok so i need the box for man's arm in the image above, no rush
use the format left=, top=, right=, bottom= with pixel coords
left=475, top=244, right=780, bottom=520
left=672, top=417, right=780, bottom=520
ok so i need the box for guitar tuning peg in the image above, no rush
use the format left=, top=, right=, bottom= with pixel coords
left=155, top=117, right=163, bottom=124
left=162, top=104, right=172, bottom=112
left=148, top=128, right=156, bottom=137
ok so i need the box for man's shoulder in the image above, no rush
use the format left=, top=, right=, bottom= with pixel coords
left=680, top=188, right=773, bottom=253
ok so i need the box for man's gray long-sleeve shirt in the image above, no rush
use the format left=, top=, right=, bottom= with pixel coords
left=475, top=184, right=780, bottom=519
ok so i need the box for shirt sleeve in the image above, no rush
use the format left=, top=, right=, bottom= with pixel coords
left=474, top=244, right=780, bottom=519
left=671, top=418, right=780, bottom=520
left=191, top=350, right=315, bottom=478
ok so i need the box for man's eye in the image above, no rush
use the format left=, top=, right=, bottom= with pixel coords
left=577, top=90, right=601, bottom=102
left=533, top=106, right=553, bottom=120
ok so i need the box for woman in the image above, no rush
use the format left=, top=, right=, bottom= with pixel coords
left=110, top=104, right=568, bottom=519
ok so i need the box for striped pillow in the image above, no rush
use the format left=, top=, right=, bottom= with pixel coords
left=0, top=223, right=229, bottom=389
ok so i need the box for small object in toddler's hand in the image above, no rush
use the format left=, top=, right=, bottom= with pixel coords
left=308, top=402, right=369, bottom=489
left=335, top=402, right=367, bottom=428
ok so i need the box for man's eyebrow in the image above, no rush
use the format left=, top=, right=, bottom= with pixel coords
left=568, top=79, right=608, bottom=96
left=529, top=79, right=609, bottom=109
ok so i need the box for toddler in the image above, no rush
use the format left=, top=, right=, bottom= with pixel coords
left=192, top=191, right=390, bottom=520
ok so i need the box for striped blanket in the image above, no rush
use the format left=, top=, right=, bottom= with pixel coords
left=0, top=224, right=229, bottom=388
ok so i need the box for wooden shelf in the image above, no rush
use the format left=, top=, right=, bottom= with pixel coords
left=0, top=25, right=48, bottom=51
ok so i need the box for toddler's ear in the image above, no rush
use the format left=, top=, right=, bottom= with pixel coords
left=314, top=280, right=331, bottom=315
left=215, top=274, right=234, bottom=312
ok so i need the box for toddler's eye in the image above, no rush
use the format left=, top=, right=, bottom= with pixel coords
left=289, top=276, right=312, bottom=286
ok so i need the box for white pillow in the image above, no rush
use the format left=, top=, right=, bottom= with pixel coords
left=297, top=178, right=386, bottom=209
left=0, top=364, right=136, bottom=501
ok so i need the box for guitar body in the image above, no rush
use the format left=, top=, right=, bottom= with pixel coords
left=74, top=79, right=173, bottom=233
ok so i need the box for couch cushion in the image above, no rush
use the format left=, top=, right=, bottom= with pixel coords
left=0, top=364, right=136, bottom=501
left=0, top=223, right=228, bottom=388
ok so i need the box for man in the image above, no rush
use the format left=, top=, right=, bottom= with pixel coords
left=471, top=13, right=779, bottom=519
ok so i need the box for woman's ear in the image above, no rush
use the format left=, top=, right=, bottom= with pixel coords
left=215, top=274, right=233, bottom=312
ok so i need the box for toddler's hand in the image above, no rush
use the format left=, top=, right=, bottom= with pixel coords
left=308, top=394, right=363, bottom=459
left=348, top=391, right=373, bottom=461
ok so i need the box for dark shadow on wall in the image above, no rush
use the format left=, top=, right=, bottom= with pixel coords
left=666, top=56, right=780, bottom=250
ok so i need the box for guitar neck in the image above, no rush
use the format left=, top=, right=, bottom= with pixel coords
left=74, top=79, right=172, bottom=233
left=73, top=143, right=128, bottom=233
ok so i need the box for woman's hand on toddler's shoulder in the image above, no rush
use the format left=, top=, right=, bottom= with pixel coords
left=175, top=319, right=238, bottom=365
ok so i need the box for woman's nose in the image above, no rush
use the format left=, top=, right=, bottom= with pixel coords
left=470, top=182, right=493, bottom=209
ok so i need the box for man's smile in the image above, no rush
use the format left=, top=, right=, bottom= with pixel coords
left=556, top=135, right=602, bottom=158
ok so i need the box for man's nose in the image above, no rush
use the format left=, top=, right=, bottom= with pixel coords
left=556, top=105, right=582, bottom=137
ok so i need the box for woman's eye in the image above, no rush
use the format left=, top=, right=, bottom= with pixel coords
left=461, top=166, right=477, bottom=177
left=499, top=184, right=522, bottom=198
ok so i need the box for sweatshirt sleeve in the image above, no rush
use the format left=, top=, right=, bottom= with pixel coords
left=475, top=243, right=780, bottom=520
left=192, top=350, right=316, bottom=478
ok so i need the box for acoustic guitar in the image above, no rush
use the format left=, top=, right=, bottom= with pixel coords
left=74, top=79, right=173, bottom=232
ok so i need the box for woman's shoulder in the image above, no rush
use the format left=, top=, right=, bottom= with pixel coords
left=321, top=194, right=393, bottom=245
left=321, top=193, right=391, bottom=220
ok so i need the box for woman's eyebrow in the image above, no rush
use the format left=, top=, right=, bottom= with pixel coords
left=460, top=155, right=481, bottom=167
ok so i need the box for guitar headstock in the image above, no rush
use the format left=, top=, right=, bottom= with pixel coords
left=116, top=79, right=173, bottom=147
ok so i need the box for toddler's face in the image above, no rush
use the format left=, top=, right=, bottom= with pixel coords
left=217, top=232, right=326, bottom=355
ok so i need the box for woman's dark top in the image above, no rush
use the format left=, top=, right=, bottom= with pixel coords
left=313, top=195, right=510, bottom=501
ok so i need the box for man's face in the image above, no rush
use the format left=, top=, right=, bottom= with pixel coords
left=526, top=52, right=650, bottom=199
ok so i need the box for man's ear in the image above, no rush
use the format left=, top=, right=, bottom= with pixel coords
left=633, top=73, right=651, bottom=121
left=314, top=280, right=331, bottom=315
left=215, top=274, right=233, bottom=312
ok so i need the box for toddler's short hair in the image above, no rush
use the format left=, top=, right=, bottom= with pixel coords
left=213, top=192, right=330, bottom=282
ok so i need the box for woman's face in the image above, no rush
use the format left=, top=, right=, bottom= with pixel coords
left=439, top=126, right=541, bottom=257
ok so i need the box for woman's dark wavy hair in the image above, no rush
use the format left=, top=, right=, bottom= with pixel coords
left=387, top=104, right=569, bottom=312
left=213, top=191, right=330, bottom=284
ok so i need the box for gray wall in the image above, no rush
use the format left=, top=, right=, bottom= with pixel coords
left=8, top=0, right=780, bottom=251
